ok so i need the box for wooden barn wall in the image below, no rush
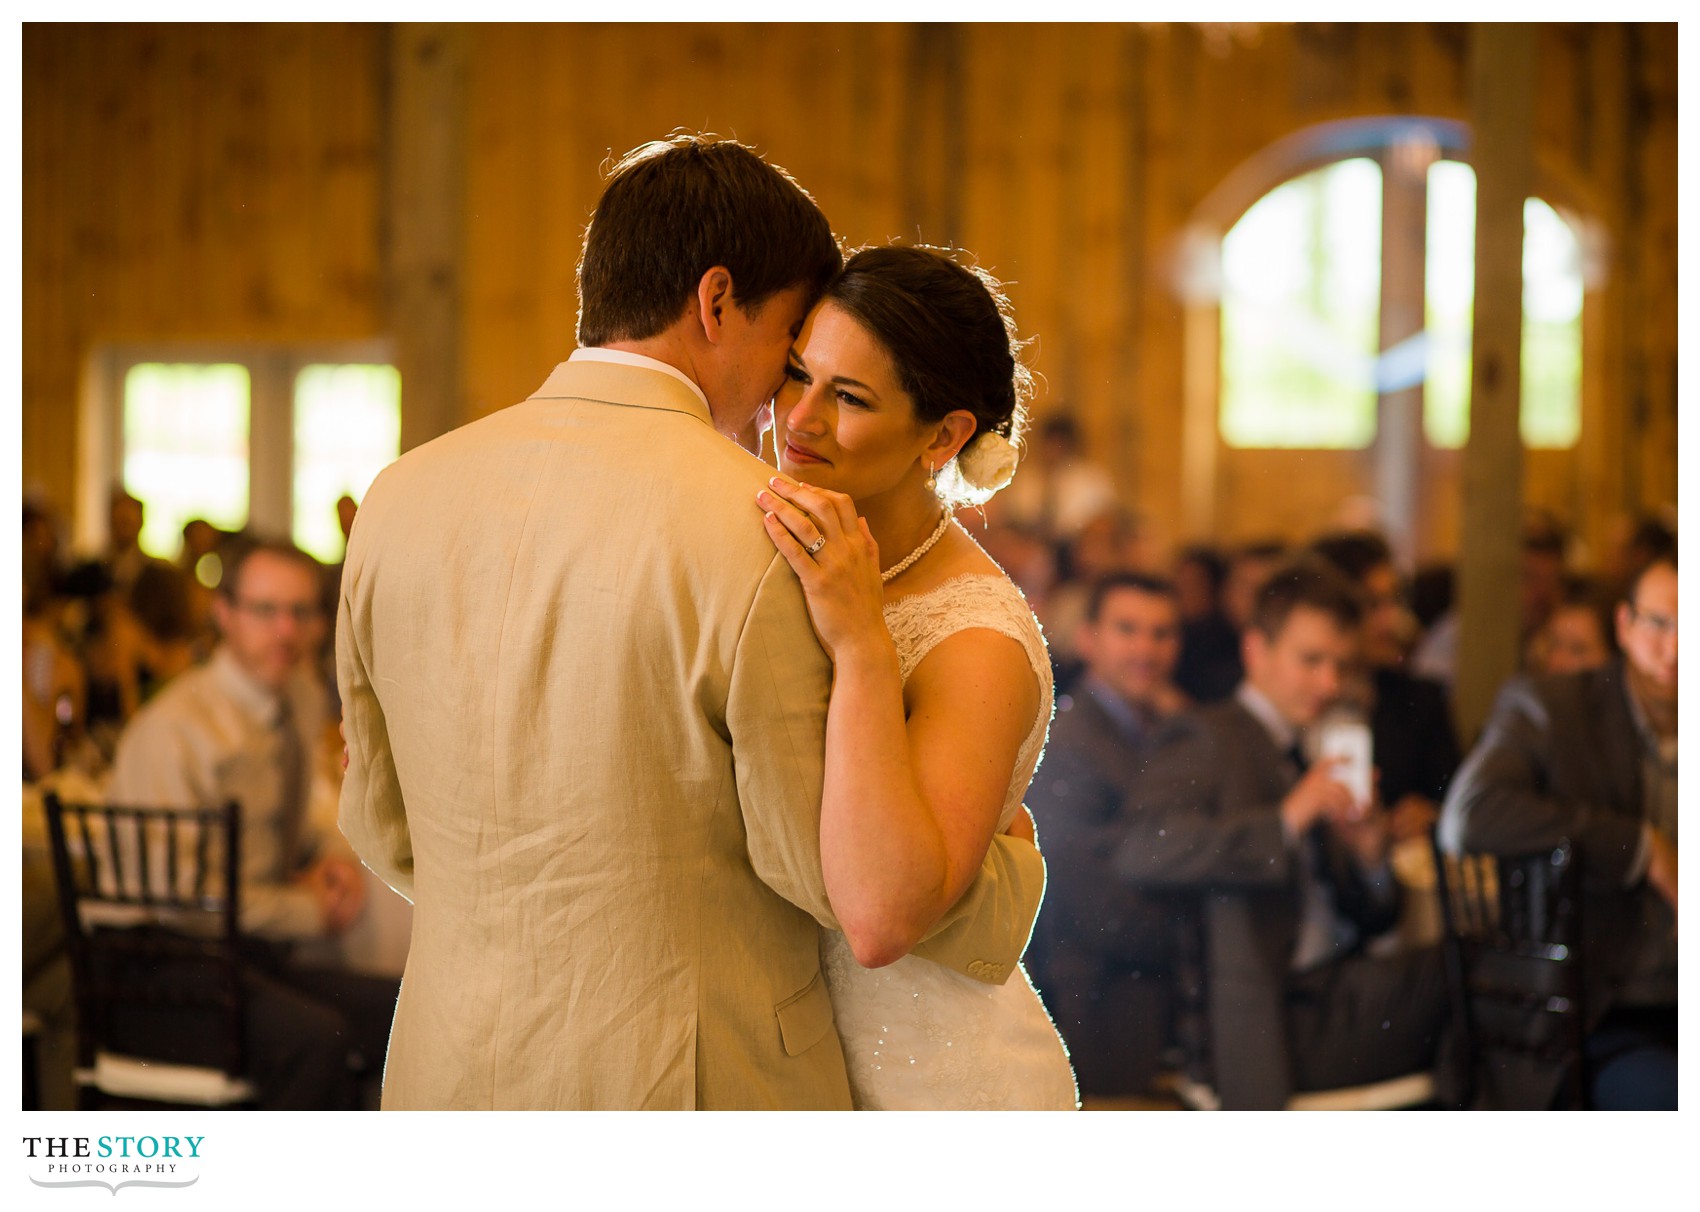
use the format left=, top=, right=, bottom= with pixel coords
left=22, top=23, right=387, bottom=522
left=24, top=23, right=1677, bottom=566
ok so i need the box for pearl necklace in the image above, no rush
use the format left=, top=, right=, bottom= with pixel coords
left=881, top=511, right=953, bottom=583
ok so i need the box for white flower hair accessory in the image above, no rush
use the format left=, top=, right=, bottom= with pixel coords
left=955, top=431, right=1019, bottom=493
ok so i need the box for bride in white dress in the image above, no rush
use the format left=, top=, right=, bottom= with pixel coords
left=757, top=245, right=1078, bottom=1110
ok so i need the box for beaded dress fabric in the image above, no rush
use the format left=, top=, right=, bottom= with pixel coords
left=820, top=573, right=1079, bottom=1109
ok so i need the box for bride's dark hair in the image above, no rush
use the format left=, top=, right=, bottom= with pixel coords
left=821, top=245, right=1032, bottom=451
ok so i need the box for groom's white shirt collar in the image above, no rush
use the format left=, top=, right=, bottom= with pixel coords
left=568, top=348, right=710, bottom=412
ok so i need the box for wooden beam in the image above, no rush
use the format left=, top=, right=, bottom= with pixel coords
left=1181, top=284, right=1220, bottom=542
left=388, top=23, right=468, bottom=453
left=901, top=24, right=965, bottom=245
left=1454, top=23, right=1536, bottom=742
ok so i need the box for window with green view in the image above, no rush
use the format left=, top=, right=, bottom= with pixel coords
left=1424, top=163, right=1582, bottom=448
left=1220, top=148, right=1583, bottom=452
left=292, top=364, right=402, bottom=564
left=1219, top=158, right=1383, bottom=449
left=123, top=363, right=251, bottom=558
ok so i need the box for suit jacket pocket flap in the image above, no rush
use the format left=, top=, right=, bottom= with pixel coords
left=775, top=969, right=834, bottom=1057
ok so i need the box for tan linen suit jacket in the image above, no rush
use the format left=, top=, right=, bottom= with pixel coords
left=338, top=360, right=1047, bottom=1109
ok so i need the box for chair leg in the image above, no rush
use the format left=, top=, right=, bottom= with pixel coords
left=22, top=1032, right=41, bottom=1111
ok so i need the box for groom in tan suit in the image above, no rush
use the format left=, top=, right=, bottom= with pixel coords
left=337, top=136, right=1046, bottom=1109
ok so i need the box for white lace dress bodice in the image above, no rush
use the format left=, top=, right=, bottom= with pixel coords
left=821, top=573, right=1079, bottom=1109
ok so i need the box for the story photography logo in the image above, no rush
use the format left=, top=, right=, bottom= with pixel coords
left=22, top=1132, right=204, bottom=1195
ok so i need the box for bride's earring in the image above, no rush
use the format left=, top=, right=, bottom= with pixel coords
left=924, top=462, right=937, bottom=493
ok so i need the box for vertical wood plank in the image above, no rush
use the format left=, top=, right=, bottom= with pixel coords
left=1576, top=22, right=1628, bottom=568
left=389, top=23, right=468, bottom=453
left=1632, top=24, right=1678, bottom=513
left=1455, top=22, right=1536, bottom=742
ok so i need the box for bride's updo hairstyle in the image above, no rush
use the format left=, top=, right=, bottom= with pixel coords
left=822, top=245, right=1032, bottom=505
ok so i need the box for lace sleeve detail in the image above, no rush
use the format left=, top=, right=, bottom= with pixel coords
left=882, top=575, right=1054, bottom=827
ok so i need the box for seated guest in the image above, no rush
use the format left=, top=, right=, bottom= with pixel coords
left=1440, top=555, right=1677, bottom=1109
left=1172, top=545, right=1240, bottom=705
left=1044, top=507, right=1147, bottom=694
left=104, top=488, right=154, bottom=594
left=995, top=410, right=1121, bottom=546
left=1528, top=576, right=1616, bottom=676
left=1309, top=530, right=1460, bottom=844
left=1408, top=563, right=1456, bottom=686
left=1116, top=558, right=1448, bottom=1109
left=104, top=539, right=398, bottom=1109
left=1221, top=540, right=1288, bottom=634
left=1026, top=572, right=1186, bottom=1097
left=1416, top=528, right=1570, bottom=693
left=125, top=560, right=202, bottom=686
left=1604, top=512, right=1676, bottom=598
left=23, top=549, right=85, bottom=780
left=1520, top=521, right=1569, bottom=642
left=178, top=518, right=229, bottom=651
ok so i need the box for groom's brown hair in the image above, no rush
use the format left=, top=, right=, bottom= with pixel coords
left=576, top=134, right=840, bottom=347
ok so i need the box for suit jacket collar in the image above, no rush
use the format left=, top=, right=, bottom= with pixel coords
left=1235, top=681, right=1299, bottom=753
left=1593, top=658, right=1651, bottom=810
left=1078, top=674, right=1148, bottom=744
left=529, top=358, right=715, bottom=428
left=1207, top=697, right=1300, bottom=800
left=1610, top=656, right=1675, bottom=763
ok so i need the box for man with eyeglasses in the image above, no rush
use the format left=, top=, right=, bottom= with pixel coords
left=105, top=539, right=399, bottom=1109
left=1441, top=554, right=1678, bottom=1109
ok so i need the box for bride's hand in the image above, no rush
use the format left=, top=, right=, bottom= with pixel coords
left=758, top=477, right=887, bottom=663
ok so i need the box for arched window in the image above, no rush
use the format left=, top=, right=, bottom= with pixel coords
left=1220, top=159, right=1382, bottom=448
left=1216, top=131, right=1584, bottom=452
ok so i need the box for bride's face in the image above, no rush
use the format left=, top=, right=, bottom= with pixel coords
left=772, top=302, right=936, bottom=501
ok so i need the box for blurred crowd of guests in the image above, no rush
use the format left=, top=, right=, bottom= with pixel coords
left=971, top=414, right=1677, bottom=1110
left=20, top=434, right=1677, bottom=1111
left=22, top=487, right=393, bottom=1111
left=22, top=489, right=357, bottom=781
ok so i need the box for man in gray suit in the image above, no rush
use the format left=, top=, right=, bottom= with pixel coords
left=1116, top=558, right=1447, bottom=1109
left=1441, top=555, right=1677, bottom=1109
left=1026, top=572, right=1185, bottom=1097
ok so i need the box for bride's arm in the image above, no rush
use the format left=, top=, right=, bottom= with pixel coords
left=829, top=630, right=1035, bottom=966
left=760, top=479, right=1037, bottom=968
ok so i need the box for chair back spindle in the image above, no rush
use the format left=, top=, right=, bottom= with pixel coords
left=1432, top=837, right=1585, bottom=1109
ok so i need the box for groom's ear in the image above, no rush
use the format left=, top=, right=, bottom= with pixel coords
left=925, top=410, right=979, bottom=465
left=694, top=267, right=736, bottom=344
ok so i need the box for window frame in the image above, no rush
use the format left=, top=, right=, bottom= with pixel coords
left=77, top=338, right=397, bottom=557
left=1177, top=115, right=1600, bottom=544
